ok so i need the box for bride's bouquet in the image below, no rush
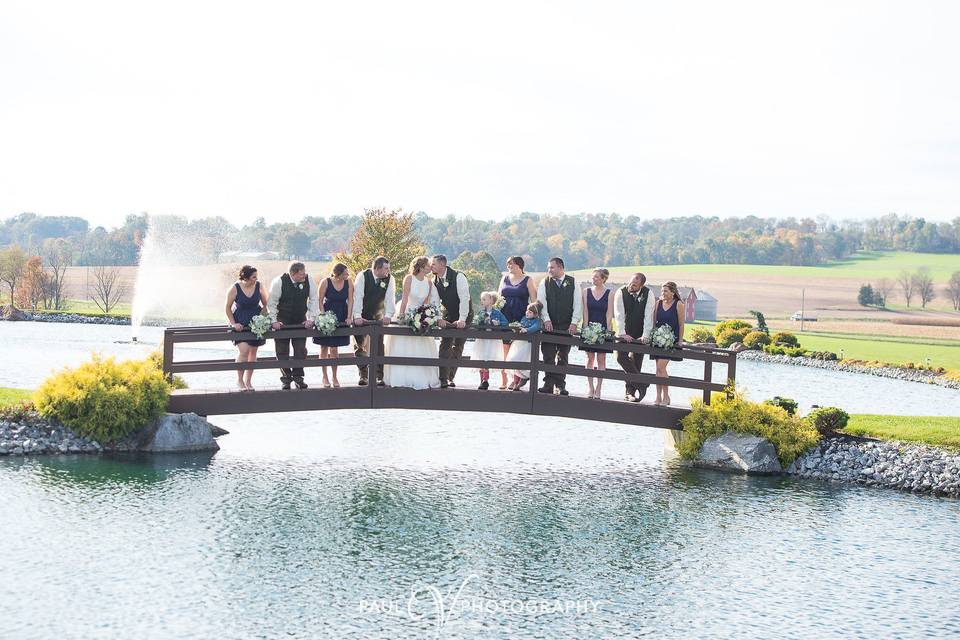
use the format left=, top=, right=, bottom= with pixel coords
left=401, top=304, right=442, bottom=334
left=313, top=311, right=339, bottom=336
left=651, top=324, right=678, bottom=350
left=248, top=315, right=272, bottom=339
left=580, top=322, right=612, bottom=346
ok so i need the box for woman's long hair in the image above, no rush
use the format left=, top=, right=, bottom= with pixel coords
left=409, top=256, right=430, bottom=275
left=330, top=262, right=348, bottom=279
left=238, top=265, right=257, bottom=281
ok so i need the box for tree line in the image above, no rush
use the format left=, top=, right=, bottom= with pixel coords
left=2, top=211, right=959, bottom=271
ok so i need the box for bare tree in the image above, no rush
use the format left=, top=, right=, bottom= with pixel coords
left=897, top=270, right=914, bottom=307
left=91, top=266, right=127, bottom=314
left=912, top=268, right=936, bottom=309
left=946, top=271, right=960, bottom=311
left=42, top=238, right=72, bottom=310
left=0, top=245, right=29, bottom=307
left=874, top=277, right=893, bottom=307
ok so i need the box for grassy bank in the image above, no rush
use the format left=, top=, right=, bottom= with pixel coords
left=844, top=415, right=960, bottom=450
left=0, top=388, right=31, bottom=408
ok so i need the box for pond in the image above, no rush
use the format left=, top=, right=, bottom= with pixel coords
left=1, top=321, right=958, bottom=638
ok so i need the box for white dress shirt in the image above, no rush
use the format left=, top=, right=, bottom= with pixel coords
left=614, top=286, right=655, bottom=341
left=266, top=273, right=320, bottom=324
left=536, top=274, right=583, bottom=328
left=440, top=268, right=471, bottom=321
left=352, top=270, right=396, bottom=320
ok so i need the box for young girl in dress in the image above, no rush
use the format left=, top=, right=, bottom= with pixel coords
left=505, top=301, right=543, bottom=391
left=473, top=291, right=509, bottom=390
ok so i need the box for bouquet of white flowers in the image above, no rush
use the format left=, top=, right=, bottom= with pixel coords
left=248, top=315, right=272, bottom=339
left=313, top=310, right=339, bottom=336
left=493, top=294, right=506, bottom=310
left=401, top=304, right=442, bottom=334
left=579, top=322, right=610, bottom=346
left=651, top=324, right=677, bottom=350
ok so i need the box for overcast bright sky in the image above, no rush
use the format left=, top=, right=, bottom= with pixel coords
left=1, top=0, right=958, bottom=228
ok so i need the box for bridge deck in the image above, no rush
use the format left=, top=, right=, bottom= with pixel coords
left=163, top=324, right=736, bottom=430
left=168, top=385, right=691, bottom=428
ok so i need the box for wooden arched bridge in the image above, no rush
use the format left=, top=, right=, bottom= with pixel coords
left=162, top=324, right=737, bottom=429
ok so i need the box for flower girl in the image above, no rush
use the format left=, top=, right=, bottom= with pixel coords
left=505, top=301, right=543, bottom=391
left=473, top=291, right=509, bottom=390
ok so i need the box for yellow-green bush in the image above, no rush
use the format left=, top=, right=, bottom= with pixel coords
left=678, top=389, right=820, bottom=466
left=33, top=354, right=171, bottom=443
left=714, top=319, right=752, bottom=336
left=771, top=331, right=799, bottom=346
left=688, top=327, right=714, bottom=344
left=716, top=328, right=750, bottom=348
left=742, top=330, right=772, bottom=350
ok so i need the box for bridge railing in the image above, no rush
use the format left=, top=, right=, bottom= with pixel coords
left=162, top=323, right=736, bottom=406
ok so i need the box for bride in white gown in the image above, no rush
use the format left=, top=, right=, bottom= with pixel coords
left=383, top=256, right=441, bottom=390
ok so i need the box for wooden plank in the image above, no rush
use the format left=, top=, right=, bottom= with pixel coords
left=537, top=363, right=725, bottom=392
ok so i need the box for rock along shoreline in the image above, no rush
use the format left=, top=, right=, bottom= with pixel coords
left=787, top=435, right=960, bottom=497
left=735, top=349, right=960, bottom=390
left=0, top=412, right=225, bottom=456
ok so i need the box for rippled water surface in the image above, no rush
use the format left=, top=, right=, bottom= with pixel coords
left=1, top=322, right=959, bottom=638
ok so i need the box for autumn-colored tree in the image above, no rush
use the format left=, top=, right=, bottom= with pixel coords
left=451, top=250, right=501, bottom=306
left=335, top=208, right=426, bottom=283
left=0, top=245, right=29, bottom=306
left=14, top=256, right=48, bottom=309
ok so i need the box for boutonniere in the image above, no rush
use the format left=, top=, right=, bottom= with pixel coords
left=297, top=282, right=304, bottom=290
left=441, top=278, right=448, bottom=287
left=560, top=280, right=568, bottom=288
left=379, top=280, right=387, bottom=289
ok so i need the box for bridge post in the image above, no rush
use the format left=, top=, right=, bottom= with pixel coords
left=528, top=334, right=541, bottom=414
left=369, top=325, right=380, bottom=408
left=162, top=329, right=174, bottom=383
left=703, top=360, right=712, bottom=405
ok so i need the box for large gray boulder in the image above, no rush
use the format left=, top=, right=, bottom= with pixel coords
left=1, top=305, right=30, bottom=321
left=695, top=431, right=782, bottom=474
left=137, top=413, right=221, bottom=452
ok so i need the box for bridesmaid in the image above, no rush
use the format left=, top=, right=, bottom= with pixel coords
left=225, top=265, right=268, bottom=391
left=313, top=263, right=354, bottom=388
left=580, top=268, right=614, bottom=399
left=652, top=281, right=685, bottom=406
left=498, top=256, right=538, bottom=389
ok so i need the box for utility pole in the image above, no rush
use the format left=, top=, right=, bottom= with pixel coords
left=800, top=288, right=805, bottom=333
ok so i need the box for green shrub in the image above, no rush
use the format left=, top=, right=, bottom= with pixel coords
left=714, top=319, right=752, bottom=336
left=33, top=354, right=171, bottom=443
left=807, top=407, right=850, bottom=435
left=771, top=331, right=799, bottom=347
left=679, top=389, right=820, bottom=466
left=716, top=328, right=750, bottom=348
left=763, top=345, right=808, bottom=357
left=742, top=331, right=772, bottom=350
left=764, top=396, right=798, bottom=416
left=808, top=351, right=838, bottom=361
left=689, top=327, right=714, bottom=344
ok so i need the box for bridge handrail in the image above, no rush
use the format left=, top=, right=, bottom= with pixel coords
left=162, top=323, right=736, bottom=403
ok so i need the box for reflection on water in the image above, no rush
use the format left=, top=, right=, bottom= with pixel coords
left=1, top=414, right=959, bottom=638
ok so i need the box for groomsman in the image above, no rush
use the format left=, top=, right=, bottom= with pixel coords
left=537, top=257, right=582, bottom=395
left=614, top=272, right=654, bottom=402
left=267, top=262, right=320, bottom=390
left=431, top=254, right=472, bottom=388
left=352, top=256, right=396, bottom=386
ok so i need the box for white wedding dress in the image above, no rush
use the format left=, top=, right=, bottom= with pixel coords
left=383, top=275, right=441, bottom=390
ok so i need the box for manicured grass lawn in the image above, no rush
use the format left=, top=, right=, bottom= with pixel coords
left=580, top=250, right=959, bottom=281
left=844, top=414, right=960, bottom=450
left=792, top=331, right=960, bottom=370
left=683, top=321, right=960, bottom=370
left=0, top=388, right=32, bottom=408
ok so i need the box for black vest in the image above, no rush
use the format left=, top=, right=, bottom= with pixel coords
left=544, top=274, right=576, bottom=328
left=361, top=269, right=389, bottom=320
left=620, top=285, right=649, bottom=338
left=435, top=267, right=473, bottom=322
left=277, top=273, right=310, bottom=324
